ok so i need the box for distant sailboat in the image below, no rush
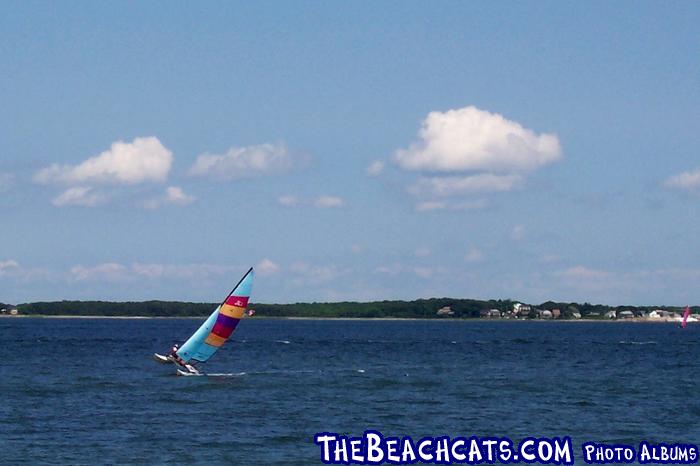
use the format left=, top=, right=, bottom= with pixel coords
left=153, top=267, right=254, bottom=375
left=681, top=306, right=691, bottom=329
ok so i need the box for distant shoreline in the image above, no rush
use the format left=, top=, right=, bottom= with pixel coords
left=0, top=314, right=687, bottom=324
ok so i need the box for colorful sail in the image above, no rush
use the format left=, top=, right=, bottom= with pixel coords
left=176, top=267, right=254, bottom=363
left=681, top=306, right=691, bottom=329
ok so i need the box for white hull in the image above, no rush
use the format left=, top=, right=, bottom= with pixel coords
left=153, top=353, right=173, bottom=364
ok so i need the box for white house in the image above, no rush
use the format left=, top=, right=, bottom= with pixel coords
left=513, top=303, right=531, bottom=315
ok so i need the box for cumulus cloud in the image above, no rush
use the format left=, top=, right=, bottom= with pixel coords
left=142, top=186, right=196, bottom=209
left=0, top=259, right=19, bottom=275
left=289, top=261, right=340, bottom=283
left=409, top=174, right=523, bottom=197
left=256, top=258, right=280, bottom=276
left=166, top=187, right=195, bottom=205
left=384, top=106, right=562, bottom=212
left=277, top=194, right=345, bottom=208
left=131, top=262, right=231, bottom=279
left=70, top=263, right=128, bottom=281
left=189, top=143, right=293, bottom=180
left=366, top=160, right=385, bottom=177
left=414, top=199, right=488, bottom=212
left=664, top=169, right=700, bottom=192
left=560, top=265, right=610, bottom=281
left=395, top=106, right=561, bottom=173
left=71, top=262, right=237, bottom=282
left=277, top=195, right=300, bottom=207
left=35, top=137, right=172, bottom=186
left=313, top=196, right=345, bottom=208
left=52, top=187, right=104, bottom=207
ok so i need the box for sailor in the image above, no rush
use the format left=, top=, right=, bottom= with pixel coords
left=169, top=343, right=186, bottom=365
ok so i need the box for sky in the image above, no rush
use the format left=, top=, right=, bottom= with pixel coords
left=1, top=1, right=699, bottom=306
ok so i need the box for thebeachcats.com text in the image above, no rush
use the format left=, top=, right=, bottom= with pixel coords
left=313, top=431, right=699, bottom=465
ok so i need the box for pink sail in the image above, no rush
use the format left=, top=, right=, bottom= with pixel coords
left=681, top=306, right=691, bottom=329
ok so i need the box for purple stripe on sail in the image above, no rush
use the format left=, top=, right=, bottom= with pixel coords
left=216, top=312, right=240, bottom=329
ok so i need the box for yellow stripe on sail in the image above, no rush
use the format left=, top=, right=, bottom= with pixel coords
left=204, top=332, right=227, bottom=347
left=220, top=304, right=246, bottom=319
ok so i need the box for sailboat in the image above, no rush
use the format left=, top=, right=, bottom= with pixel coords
left=681, top=306, right=691, bottom=329
left=153, top=267, right=254, bottom=375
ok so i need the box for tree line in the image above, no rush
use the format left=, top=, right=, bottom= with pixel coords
left=10, top=298, right=692, bottom=319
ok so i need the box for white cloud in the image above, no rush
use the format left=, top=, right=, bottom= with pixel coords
left=189, top=143, right=293, bottom=180
left=35, top=137, right=172, bottom=186
left=0, top=259, right=19, bottom=275
left=374, top=263, right=403, bottom=275
left=664, top=169, right=700, bottom=192
left=560, top=265, right=610, bottom=281
left=313, top=196, right=345, bottom=208
left=394, top=106, right=561, bottom=173
left=366, top=160, right=385, bottom=177
left=256, top=258, right=280, bottom=276
left=409, top=174, right=523, bottom=197
left=142, top=186, right=196, bottom=209
left=166, top=187, right=195, bottom=205
left=70, top=263, right=129, bottom=281
left=131, top=262, right=231, bottom=279
left=278, top=195, right=346, bottom=208
left=415, top=199, right=488, bottom=212
left=70, top=262, right=236, bottom=282
left=384, top=106, right=562, bottom=214
left=52, top=186, right=104, bottom=207
left=277, top=195, right=300, bottom=207
left=289, top=261, right=340, bottom=283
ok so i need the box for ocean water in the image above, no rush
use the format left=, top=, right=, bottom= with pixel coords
left=1, top=318, right=698, bottom=465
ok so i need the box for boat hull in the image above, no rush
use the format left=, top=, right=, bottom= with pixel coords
left=153, top=353, right=173, bottom=364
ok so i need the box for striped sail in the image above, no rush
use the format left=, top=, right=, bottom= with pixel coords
left=176, top=267, right=254, bottom=363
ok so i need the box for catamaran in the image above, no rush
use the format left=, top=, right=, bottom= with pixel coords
left=153, top=267, right=254, bottom=375
left=681, top=306, right=691, bottom=329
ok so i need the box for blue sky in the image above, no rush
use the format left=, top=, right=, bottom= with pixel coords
left=1, top=1, right=699, bottom=306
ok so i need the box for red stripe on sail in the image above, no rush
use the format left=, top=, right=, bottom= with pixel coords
left=225, top=296, right=249, bottom=308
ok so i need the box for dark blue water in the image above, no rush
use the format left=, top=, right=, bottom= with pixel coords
left=1, top=318, right=698, bottom=465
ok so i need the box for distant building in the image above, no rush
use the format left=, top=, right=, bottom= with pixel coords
left=9, top=309, right=18, bottom=315
left=604, top=310, right=616, bottom=319
left=513, top=303, right=531, bottom=315
left=538, top=309, right=553, bottom=319
left=436, top=306, right=454, bottom=317
left=488, top=309, right=501, bottom=318
left=571, top=312, right=581, bottom=319
left=619, top=310, right=634, bottom=319
left=551, top=309, right=561, bottom=319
